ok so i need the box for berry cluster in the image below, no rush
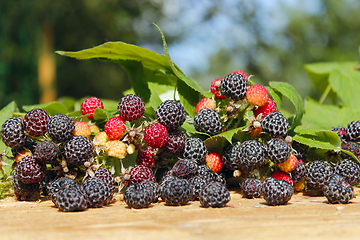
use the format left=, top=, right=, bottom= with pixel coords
left=3, top=68, right=360, bottom=211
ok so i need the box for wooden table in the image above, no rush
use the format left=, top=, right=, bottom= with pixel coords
left=1, top=188, right=360, bottom=240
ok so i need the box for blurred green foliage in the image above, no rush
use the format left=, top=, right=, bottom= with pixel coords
left=1, top=0, right=360, bottom=111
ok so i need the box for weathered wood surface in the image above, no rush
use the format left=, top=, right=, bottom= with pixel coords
left=1, top=188, right=360, bottom=240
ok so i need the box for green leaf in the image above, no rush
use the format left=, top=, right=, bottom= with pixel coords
left=56, top=41, right=172, bottom=73
left=265, top=86, right=282, bottom=107
left=0, top=101, right=17, bottom=126
left=148, top=83, right=165, bottom=112
left=302, top=97, right=360, bottom=129
left=93, top=108, right=111, bottom=122
left=294, top=127, right=341, bottom=150
left=292, top=134, right=338, bottom=151
left=269, top=81, right=304, bottom=129
left=116, top=60, right=151, bottom=102
left=328, top=68, right=360, bottom=109
left=101, top=99, right=120, bottom=111
left=304, top=61, right=358, bottom=103
left=177, top=80, right=197, bottom=117
left=22, top=102, right=68, bottom=115
left=154, top=23, right=206, bottom=96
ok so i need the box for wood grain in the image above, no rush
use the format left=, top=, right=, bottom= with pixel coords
left=1, top=188, right=360, bottom=240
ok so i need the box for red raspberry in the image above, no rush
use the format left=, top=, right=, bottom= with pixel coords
left=205, top=152, right=223, bottom=173
left=104, top=116, right=126, bottom=140
left=271, top=170, right=293, bottom=185
left=195, top=98, right=216, bottom=113
left=246, top=84, right=269, bottom=107
left=277, top=154, right=298, bottom=173
left=144, top=123, right=168, bottom=148
left=253, top=98, right=276, bottom=119
left=210, top=78, right=225, bottom=100
left=81, top=97, right=104, bottom=120
left=230, top=70, right=249, bottom=82
left=128, top=165, right=156, bottom=185
left=136, top=146, right=157, bottom=168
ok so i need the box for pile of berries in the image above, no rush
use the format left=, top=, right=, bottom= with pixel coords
left=2, top=69, right=360, bottom=212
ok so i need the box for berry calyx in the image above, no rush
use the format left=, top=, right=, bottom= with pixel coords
left=81, top=97, right=104, bottom=120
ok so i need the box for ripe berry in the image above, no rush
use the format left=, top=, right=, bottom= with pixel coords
left=221, top=141, right=241, bottom=171
left=144, top=123, right=168, bottom=148
left=261, top=112, right=289, bottom=137
left=246, top=84, right=269, bottom=107
left=182, top=138, right=207, bottom=163
left=196, top=98, right=216, bottom=113
left=162, top=130, right=185, bottom=154
left=189, top=176, right=210, bottom=200
left=194, top=108, right=222, bottom=136
left=64, top=136, right=94, bottom=166
left=12, top=172, right=40, bottom=201
left=261, top=177, right=294, bottom=206
left=334, top=159, right=360, bottom=186
left=210, top=78, right=226, bottom=100
left=156, top=100, right=186, bottom=131
left=271, top=170, right=293, bottom=185
left=23, top=108, right=50, bottom=137
left=136, top=146, right=157, bottom=168
left=48, top=177, right=80, bottom=205
left=277, top=154, right=298, bottom=173
left=199, top=182, right=230, bottom=208
left=220, top=72, right=249, bottom=101
left=33, top=140, right=60, bottom=165
left=16, top=155, right=45, bottom=184
left=197, top=165, right=216, bottom=182
left=160, top=177, right=191, bottom=206
left=341, top=141, right=360, bottom=160
left=253, top=98, right=277, bottom=119
left=128, top=165, right=156, bottom=186
left=305, top=160, right=333, bottom=190
left=265, top=137, right=291, bottom=164
left=323, top=174, right=354, bottom=204
left=83, top=176, right=112, bottom=208
left=47, top=114, right=75, bottom=143
left=55, top=187, right=88, bottom=212
left=291, top=159, right=306, bottom=184
left=140, top=181, right=160, bottom=203
left=1, top=117, right=27, bottom=149
left=331, top=126, right=346, bottom=140
left=205, top=152, right=223, bottom=173
left=94, top=168, right=116, bottom=194
left=81, top=96, right=104, bottom=120
left=238, top=140, right=266, bottom=172
left=241, top=177, right=262, bottom=198
left=345, top=120, right=360, bottom=142
left=104, top=116, right=126, bottom=140
left=172, top=159, right=198, bottom=179
left=74, top=121, right=91, bottom=138
left=124, top=183, right=154, bottom=209
left=117, top=94, right=145, bottom=121
left=105, top=140, right=127, bottom=159
left=231, top=70, right=249, bottom=81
